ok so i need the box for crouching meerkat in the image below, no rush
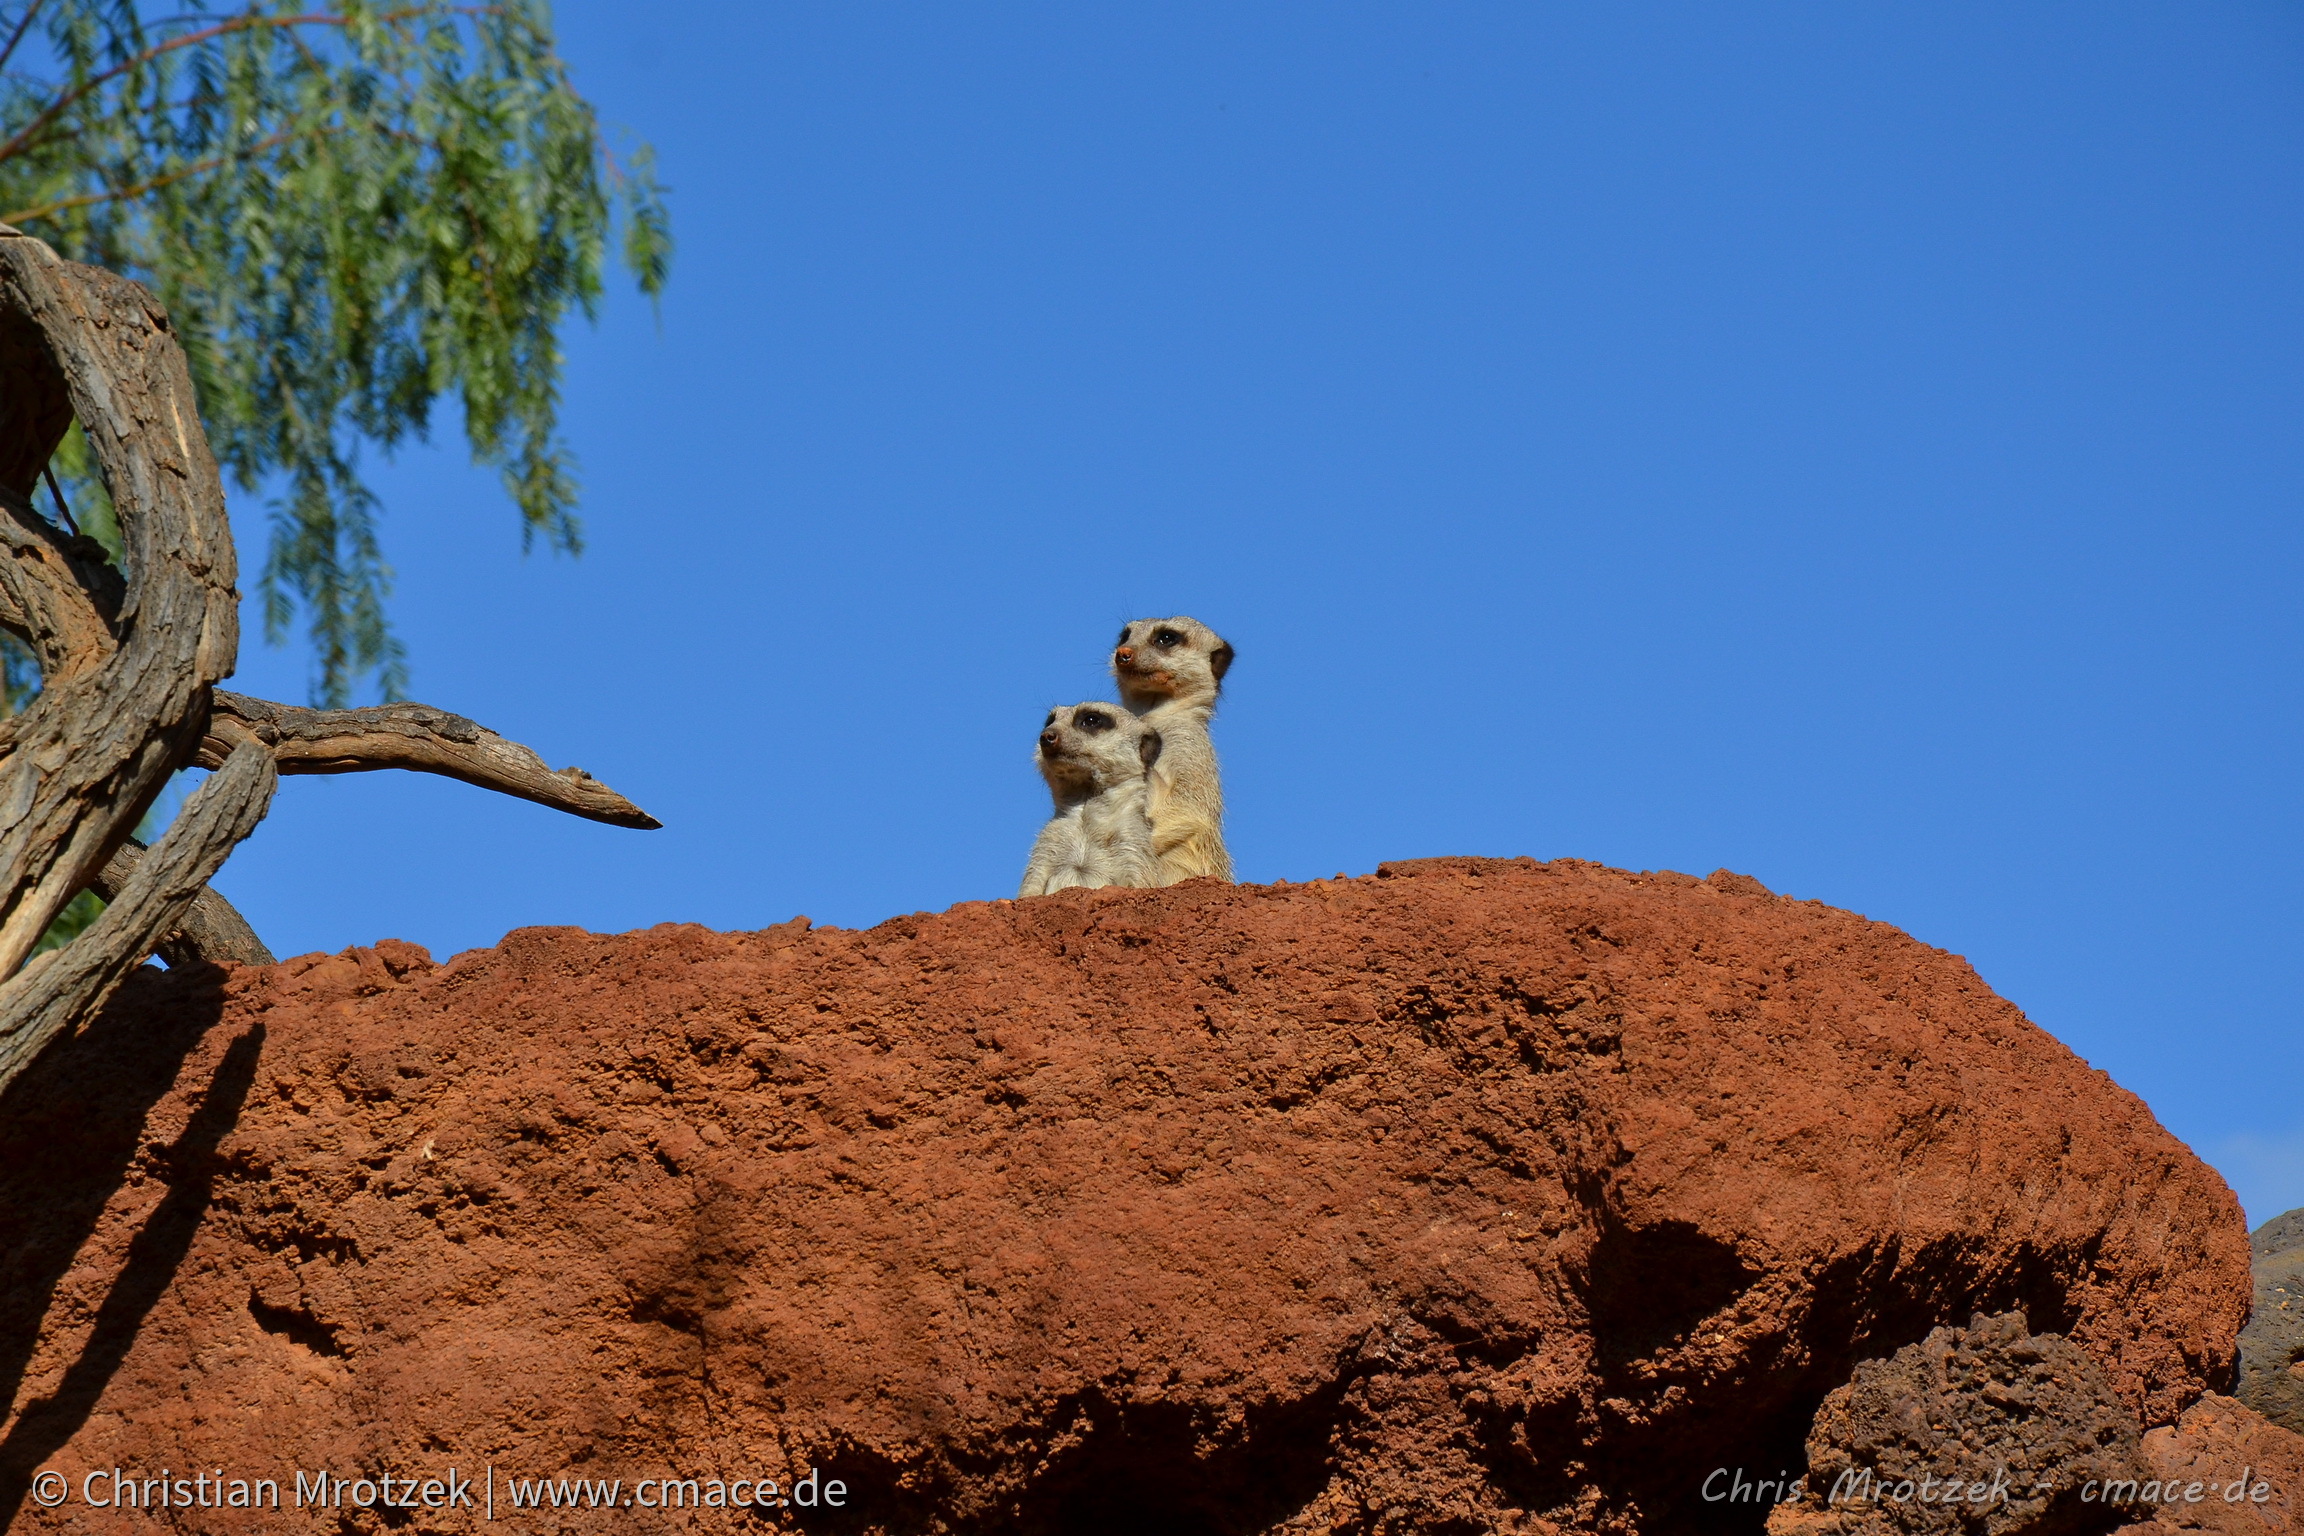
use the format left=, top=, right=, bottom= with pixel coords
left=1111, top=616, right=1234, bottom=884
left=1018, top=703, right=1165, bottom=897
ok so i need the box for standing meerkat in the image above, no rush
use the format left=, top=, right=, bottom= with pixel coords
left=1111, top=616, right=1234, bottom=884
left=1018, top=703, right=1165, bottom=898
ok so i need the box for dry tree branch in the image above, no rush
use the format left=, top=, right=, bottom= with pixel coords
left=206, top=691, right=659, bottom=829
left=0, top=228, right=237, bottom=987
left=87, top=835, right=274, bottom=967
left=0, top=223, right=656, bottom=1099
left=0, top=738, right=275, bottom=1088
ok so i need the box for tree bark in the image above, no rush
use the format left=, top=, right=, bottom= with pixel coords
left=87, top=837, right=276, bottom=968
left=0, top=230, right=238, bottom=986
left=0, top=740, right=274, bottom=1088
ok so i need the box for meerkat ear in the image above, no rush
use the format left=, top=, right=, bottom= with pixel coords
left=1208, top=641, right=1235, bottom=682
left=1138, top=729, right=1164, bottom=770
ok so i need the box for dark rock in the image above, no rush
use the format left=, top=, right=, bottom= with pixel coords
left=2253, top=1212, right=2304, bottom=1263
left=1767, top=1312, right=2142, bottom=1535
left=2238, top=1209, right=2304, bottom=1435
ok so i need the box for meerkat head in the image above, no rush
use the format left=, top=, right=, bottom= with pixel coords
left=1111, top=616, right=1234, bottom=712
left=1036, top=702, right=1162, bottom=801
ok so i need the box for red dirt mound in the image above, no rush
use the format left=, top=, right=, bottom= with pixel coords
left=0, top=858, right=2249, bottom=1533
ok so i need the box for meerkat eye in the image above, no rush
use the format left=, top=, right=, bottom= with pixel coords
left=1116, top=625, right=1132, bottom=646
left=1076, top=710, right=1109, bottom=731
left=1154, top=628, right=1183, bottom=648
left=1042, top=711, right=1056, bottom=727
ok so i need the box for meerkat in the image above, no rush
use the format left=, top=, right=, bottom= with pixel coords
left=1111, top=616, right=1234, bottom=884
left=1018, top=703, right=1165, bottom=898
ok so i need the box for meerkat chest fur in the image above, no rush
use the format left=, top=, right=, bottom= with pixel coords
left=1046, top=778, right=1153, bottom=882
left=1018, top=703, right=1164, bottom=897
left=1136, top=697, right=1219, bottom=823
left=1112, top=616, right=1236, bottom=884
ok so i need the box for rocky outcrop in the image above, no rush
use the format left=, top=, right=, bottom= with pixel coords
left=2237, top=1210, right=2304, bottom=1435
left=2129, top=1393, right=2304, bottom=1532
left=0, top=858, right=2253, bottom=1533
left=1764, top=1312, right=2144, bottom=1536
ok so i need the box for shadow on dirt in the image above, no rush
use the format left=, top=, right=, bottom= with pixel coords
left=0, top=964, right=253, bottom=1529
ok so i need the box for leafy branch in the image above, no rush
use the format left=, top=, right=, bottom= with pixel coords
left=2, top=124, right=306, bottom=221
left=0, top=0, right=671, bottom=705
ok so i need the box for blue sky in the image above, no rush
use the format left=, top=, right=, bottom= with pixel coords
left=207, top=4, right=2304, bottom=1219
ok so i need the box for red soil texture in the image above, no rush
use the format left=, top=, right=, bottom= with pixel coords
left=0, top=858, right=2251, bottom=1533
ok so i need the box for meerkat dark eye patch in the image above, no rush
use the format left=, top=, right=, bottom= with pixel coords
left=1116, top=625, right=1132, bottom=646
left=1043, top=711, right=1056, bottom=727
left=1138, top=729, right=1163, bottom=770
left=1209, top=641, right=1235, bottom=681
left=1154, top=628, right=1183, bottom=648
left=1076, top=710, right=1111, bottom=731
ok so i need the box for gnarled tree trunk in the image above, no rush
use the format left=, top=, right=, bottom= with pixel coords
left=0, top=226, right=657, bottom=1100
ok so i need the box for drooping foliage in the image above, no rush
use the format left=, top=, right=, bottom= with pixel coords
left=0, top=0, right=669, bottom=704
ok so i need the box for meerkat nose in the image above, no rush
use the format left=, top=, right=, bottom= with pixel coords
left=1038, top=730, right=1061, bottom=753
left=1114, top=647, right=1134, bottom=665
